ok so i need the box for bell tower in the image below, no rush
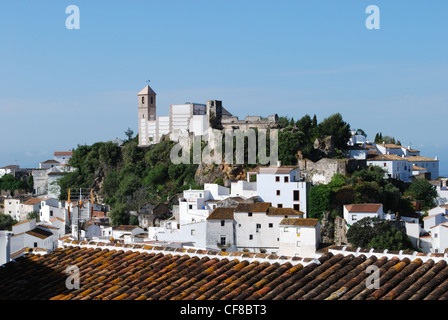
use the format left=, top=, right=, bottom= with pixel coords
left=138, top=85, right=157, bottom=146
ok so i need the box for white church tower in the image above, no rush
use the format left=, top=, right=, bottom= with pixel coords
left=138, top=85, right=157, bottom=147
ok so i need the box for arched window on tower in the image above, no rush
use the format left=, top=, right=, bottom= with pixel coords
left=150, top=96, right=153, bottom=104
left=142, top=96, right=145, bottom=104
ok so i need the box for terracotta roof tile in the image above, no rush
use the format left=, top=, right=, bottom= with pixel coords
left=3, top=244, right=448, bottom=300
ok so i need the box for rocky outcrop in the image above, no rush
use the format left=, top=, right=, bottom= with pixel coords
left=194, top=162, right=247, bottom=186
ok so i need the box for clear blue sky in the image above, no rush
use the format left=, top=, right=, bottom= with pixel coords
left=1, top=0, right=447, bottom=176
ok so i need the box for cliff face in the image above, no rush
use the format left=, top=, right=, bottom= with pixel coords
left=194, top=163, right=247, bottom=186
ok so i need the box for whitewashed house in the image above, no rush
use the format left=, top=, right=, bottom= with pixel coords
left=110, top=225, right=145, bottom=244
left=407, top=156, right=439, bottom=180
left=39, top=160, right=60, bottom=170
left=0, top=165, right=19, bottom=178
left=252, top=163, right=309, bottom=217
left=53, top=151, right=72, bottom=165
left=39, top=198, right=66, bottom=223
left=367, top=154, right=411, bottom=182
left=3, top=198, right=21, bottom=221
left=177, top=184, right=230, bottom=225
left=10, top=219, right=56, bottom=255
left=233, top=202, right=303, bottom=253
left=343, top=203, right=384, bottom=226
left=19, top=198, right=42, bottom=221
left=278, top=218, right=321, bottom=257
left=423, top=206, right=448, bottom=230
left=155, top=220, right=207, bottom=249
left=206, top=207, right=236, bottom=251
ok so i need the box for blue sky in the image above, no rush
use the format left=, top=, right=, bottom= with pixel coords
left=1, top=1, right=447, bottom=176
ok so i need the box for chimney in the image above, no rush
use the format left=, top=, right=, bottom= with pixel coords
left=0, top=231, right=12, bottom=266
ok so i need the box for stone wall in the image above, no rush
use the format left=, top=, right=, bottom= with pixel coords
left=298, top=158, right=366, bottom=185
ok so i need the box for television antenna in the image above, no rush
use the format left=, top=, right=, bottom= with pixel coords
left=67, top=188, right=94, bottom=240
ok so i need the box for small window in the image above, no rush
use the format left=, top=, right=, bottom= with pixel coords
left=269, top=223, right=273, bottom=228
left=352, top=214, right=357, bottom=221
left=189, top=205, right=193, bottom=210
left=34, top=242, right=38, bottom=248
left=276, top=190, right=281, bottom=196
left=294, top=204, right=300, bottom=211
left=150, top=96, right=154, bottom=104
left=248, top=212, right=252, bottom=217
left=256, top=223, right=261, bottom=231
left=284, top=176, right=289, bottom=183
left=142, top=96, right=145, bottom=104
left=293, top=190, right=300, bottom=201
left=278, top=204, right=283, bottom=208
left=191, top=229, right=196, bottom=236
left=275, top=176, right=280, bottom=182
left=249, top=234, right=253, bottom=240
left=220, top=236, right=226, bottom=245
left=221, top=220, right=225, bottom=227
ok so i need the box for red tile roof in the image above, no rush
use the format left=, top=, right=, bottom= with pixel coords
left=2, top=243, right=448, bottom=300
left=344, top=203, right=382, bottom=213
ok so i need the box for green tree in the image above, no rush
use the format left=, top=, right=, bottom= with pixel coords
left=308, top=184, right=332, bottom=220
left=346, top=217, right=414, bottom=250
left=125, top=127, right=134, bottom=141
left=0, top=213, right=17, bottom=231
left=110, top=203, right=129, bottom=227
left=317, top=113, right=351, bottom=150
left=407, top=178, right=438, bottom=208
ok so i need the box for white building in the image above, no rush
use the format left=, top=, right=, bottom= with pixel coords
left=233, top=202, right=303, bottom=253
left=53, top=151, right=73, bottom=165
left=407, top=156, right=439, bottom=180
left=206, top=207, right=237, bottom=251
left=177, top=184, right=230, bottom=225
left=138, top=85, right=216, bottom=146
left=343, top=203, right=384, bottom=226
left=0, top=165, right=19, bottom=178
left=3, top=198, right=21, bottom=221
left=39, top=160, right=61, bottom=170
left=39, top=198, right=66, bottom=223
left=19, top=198, right=42, bottom=221
left=252, top=164, right=309, bottom=216
left=366, top=154, right=411, bottom=182
left=10, top=219, right=57, bottom=256
left=0, top=231, right=12, bottom=266
left=278, top=218, right=321, bottom=257
left=423, top=206, right=448, bottom=230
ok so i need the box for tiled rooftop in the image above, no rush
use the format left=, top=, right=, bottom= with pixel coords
left=2, top=242, right=448, bottom=300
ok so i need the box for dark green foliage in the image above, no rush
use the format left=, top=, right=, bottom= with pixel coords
left=56, top=138, right=198, bottom=227
left=407, top=178, right=438, bottom=208
left=0, top=213, right=17, bottom=231
left=0, top=174, right=31, bottom=195
left=347, top=217, right=414, bottom=250
left=317, top=113, right=351, bottom=151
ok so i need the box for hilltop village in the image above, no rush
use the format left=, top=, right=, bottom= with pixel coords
left=1, top=85, right=448, bottom=301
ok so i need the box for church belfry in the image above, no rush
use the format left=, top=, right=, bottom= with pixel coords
left=138, top=85, right=157, bottom=146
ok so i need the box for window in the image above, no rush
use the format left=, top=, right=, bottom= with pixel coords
left=277, top=204, right=283, bottom=208
left=384, top=163, right=387, bottom=167
left=150, top=96, right=154, bottom=104
left=352, top=214, right=357, bottom=221
left=293, top=190, right=300, bottom=201
left=221, top=220, right=225, bottom=227
left=142, top=96, right=145, bottom=104
left=269, top=223, right=273, bottom=228
left=294, top=204, right=300, bottom=211
left=34, top=242, right=38, bottom=248
left=284, top=176, right=289, bottom=183
left=220, top=236, right=226, bottom=245
left=297, top=241, right=301, bottom=247
left=435, top=233, right=438, bottom=238
left=275, top=176, right=280, bottom=182
left=256, top=223, right=261, bottom=232
left=191, top=229, right=196, bottom=236
left=276, top=190, right=281, bottom=196
left=249, top=234, right=253, bottom=240
left=189, top=205, right=193, bottom=210
left=248, top=212, right=252, bottom=217
left=50, top=210, right=53, bottom=217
